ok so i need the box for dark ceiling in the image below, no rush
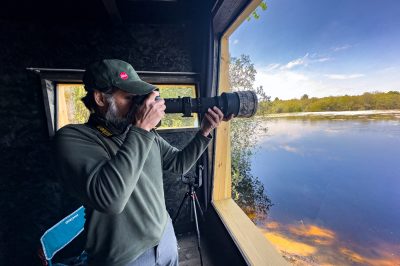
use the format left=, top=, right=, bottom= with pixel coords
left=0, top=0, right=216, bottom=24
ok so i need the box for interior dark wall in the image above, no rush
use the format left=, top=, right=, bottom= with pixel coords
left=0, top=20, right=201, bottom=265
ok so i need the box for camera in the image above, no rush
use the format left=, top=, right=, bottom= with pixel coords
left=135, top=90, right=258, bottom=118
left=132, top=88, right=161, bottom=106
left=164, top=91, right=258, bottom=118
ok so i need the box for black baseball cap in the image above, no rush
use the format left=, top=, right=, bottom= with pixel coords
left=83, top=59, right=156, bottom=95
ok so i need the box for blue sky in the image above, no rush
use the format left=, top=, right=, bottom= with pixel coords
left=229, top=0, right=400, bottom=100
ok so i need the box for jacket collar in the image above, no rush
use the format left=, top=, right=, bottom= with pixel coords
left=87, top=113, right=130, bottom=137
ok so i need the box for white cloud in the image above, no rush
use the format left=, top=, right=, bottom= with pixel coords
left=265, top=63, right=281, bottom=71
left=316, top=57, right=331, bottom=63
left=324, top=74, right=365, bottom=80
left=280, top=53, right=331, bottom=70
left=284, top=58, right=307, bottom=69
left=281, top=54, right=309, bottom=69
left=254, top=59, right=400, bottom=100
left=255, top=67, right=326, bottom=100
left=332, top=44, right=352, bottom=52
left=233, top=39, right=239, bottom=45
left=255, top=68, right=372, bottom=100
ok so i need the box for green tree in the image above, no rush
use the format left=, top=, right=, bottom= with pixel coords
left=265, top=91, right=400, bottom=114
left=229, top=55, right=256, bottom=91
left=247, top=1, right=268, bottom=21
left=229, top=54, right=272, bottom=222
left=65, top=85, right=90, bottom=123
left=256, top=85, right=271, bottom=102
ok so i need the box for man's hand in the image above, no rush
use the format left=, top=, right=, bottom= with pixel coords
left=134, top=91, right=166, bottom=131
left=200, top=106, right=234, bottom=137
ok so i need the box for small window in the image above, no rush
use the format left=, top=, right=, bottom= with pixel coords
left=56, top=84, right=89, bottom=130
left=156, top=84, right=199, bottom=129
left=55, top=83, right=198, bottom=131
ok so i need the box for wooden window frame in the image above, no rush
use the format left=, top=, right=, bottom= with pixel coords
left=211, top=1, right=289, bottom=265
left=28, top=68, right=201, bottom=137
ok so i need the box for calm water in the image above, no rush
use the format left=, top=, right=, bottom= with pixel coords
left=251, top=115, right=400, bottom=265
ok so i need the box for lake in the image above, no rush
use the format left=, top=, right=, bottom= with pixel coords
left=250, top=112, right=400, bottom=265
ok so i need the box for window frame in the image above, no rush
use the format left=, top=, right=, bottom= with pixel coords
left=29, top=68, right=201, bottom=137
left=211, top=1, right=289, bottom=265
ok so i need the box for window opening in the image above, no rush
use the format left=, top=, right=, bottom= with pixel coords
left=55, top=83, right=198, bottom=131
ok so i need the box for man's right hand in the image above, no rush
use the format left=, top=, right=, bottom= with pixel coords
left=133, top=91, right=166, bottom=131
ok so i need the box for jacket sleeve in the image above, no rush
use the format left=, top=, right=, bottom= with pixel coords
left=55, top=126, right=155, bottom=214
left=157, top=130, right=212, bottom=175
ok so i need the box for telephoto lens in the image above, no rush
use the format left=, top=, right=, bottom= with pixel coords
left=164, top=91, right=258, bottom=118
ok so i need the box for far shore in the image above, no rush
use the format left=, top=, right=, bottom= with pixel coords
left=261, top=109, right=400, bottom=118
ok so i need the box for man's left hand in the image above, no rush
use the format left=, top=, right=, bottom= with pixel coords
left=200, top=106, right=234, bottom=137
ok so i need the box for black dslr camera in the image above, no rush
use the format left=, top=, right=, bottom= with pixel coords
left=133, top=90, right=258, bottom=118
left=131, top=88, right=161, bottom=106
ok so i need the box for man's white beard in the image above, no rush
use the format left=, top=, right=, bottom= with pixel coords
left=104, top=95, right=135, bottom=130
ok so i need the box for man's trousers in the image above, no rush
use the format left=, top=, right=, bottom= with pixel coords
left=125, top=217, right=179, bottom=266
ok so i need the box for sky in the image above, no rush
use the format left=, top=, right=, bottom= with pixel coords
left=229, top=0, right=400, bottom=100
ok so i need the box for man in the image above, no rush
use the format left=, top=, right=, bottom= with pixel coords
left=55, top=59, right=231, bottom=266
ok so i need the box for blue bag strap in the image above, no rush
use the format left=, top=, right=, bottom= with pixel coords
left=40, top=206, right=86, bottom=260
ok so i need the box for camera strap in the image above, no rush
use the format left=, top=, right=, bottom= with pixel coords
left=86, top=114, right=128, bottom=137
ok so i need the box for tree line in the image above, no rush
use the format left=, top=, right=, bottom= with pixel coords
left=258, top=91, right=400, bottom=115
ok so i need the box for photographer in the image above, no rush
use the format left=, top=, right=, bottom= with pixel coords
left=54, top=59, right=233, bottom=266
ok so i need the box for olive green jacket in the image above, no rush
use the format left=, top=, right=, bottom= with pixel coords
left=55, top=118, right=211, bottom=266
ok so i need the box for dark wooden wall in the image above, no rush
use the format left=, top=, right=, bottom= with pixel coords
left=0, top=19, right=208, bottom=265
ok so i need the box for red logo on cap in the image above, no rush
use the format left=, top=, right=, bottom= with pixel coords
left=120, top=72, right=129, bottom=80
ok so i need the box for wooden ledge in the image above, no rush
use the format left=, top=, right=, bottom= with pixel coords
left=212, top=199, right=289, bottom=266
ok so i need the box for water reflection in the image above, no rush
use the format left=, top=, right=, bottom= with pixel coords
left=262, top=221, right=400, bottom=266
left=251, top=113, right=400, bottom=265
left=231, top=118, right=273, bottom=223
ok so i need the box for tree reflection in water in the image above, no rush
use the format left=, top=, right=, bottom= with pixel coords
left=231, top=117, right=272, bottom=223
